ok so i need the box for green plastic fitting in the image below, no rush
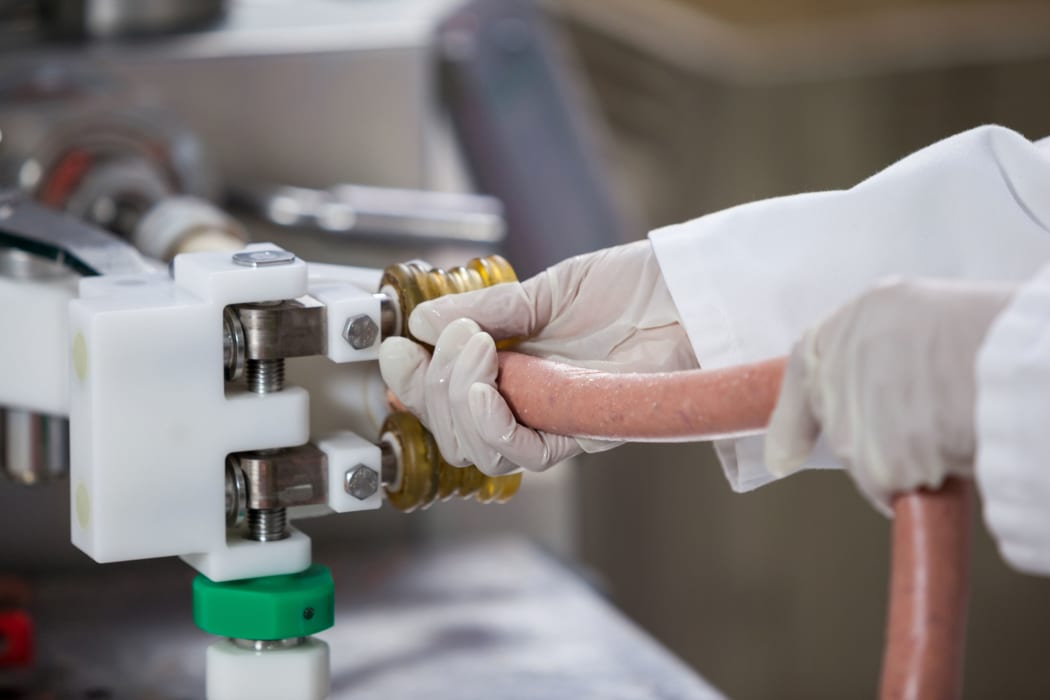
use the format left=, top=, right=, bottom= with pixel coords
left=192, top=564, right=335, bottom=640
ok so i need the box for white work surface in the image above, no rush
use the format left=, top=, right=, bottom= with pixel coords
left=29, top=537, right=725, bottom=699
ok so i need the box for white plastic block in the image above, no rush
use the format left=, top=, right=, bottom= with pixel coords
left=69, top=245, right=313, bottom=581
left=173, top=242, right=308, bottom=306
left=316, top=431, right=383, bottom=514
left=306, top=261, right=382, bottom=292
left=183, top=528, right=312, bottom=582
left=207, top=637, right=330, bottom=700
left=310, top=281, right=382, bottom=363
left=0, top=273, right=77, bottom=415
left=286, top=357, right=388, bottom=441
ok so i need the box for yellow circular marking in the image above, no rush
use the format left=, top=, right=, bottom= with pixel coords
left=72, top=332, right=87, bottom=383
left=75, top=481, right=90, bottom=530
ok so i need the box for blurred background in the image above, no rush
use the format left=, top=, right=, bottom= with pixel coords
left=1, top=0, right=1050, bottom=697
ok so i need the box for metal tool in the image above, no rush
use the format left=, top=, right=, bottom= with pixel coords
left=238, top=183, right=506, bottom=246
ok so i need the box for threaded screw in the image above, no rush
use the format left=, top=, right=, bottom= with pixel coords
left=248, top=507, right=289, bottom=542
left=246, top=358, right=284, bottom=394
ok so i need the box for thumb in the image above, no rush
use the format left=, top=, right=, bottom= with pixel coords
left=378, top=337, right=431, bottom=419
left=408, top=272, right=552, bottom=345
left=765, top=339, right=822, bottom=478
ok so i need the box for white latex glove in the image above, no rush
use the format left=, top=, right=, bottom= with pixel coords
left=764, top=278, right=1013, bottom=515
left=976, top=267, right=1050, bottom=576
left=379, top=240, right=699, bottom=475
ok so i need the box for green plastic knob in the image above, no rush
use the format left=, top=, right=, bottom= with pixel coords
left=192, top=564, right=334, bottom=640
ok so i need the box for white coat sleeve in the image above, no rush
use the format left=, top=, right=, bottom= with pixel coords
left=975, top=261, right=1050, bottom=575
left=649, top=125, right=1050, bottom=492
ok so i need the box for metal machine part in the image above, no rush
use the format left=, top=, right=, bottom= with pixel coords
left=376, top=252, right=523, bottom=510
left=237, top=447, right=328, bottom=511
left=217, top=249, right=525, bottom=517
left=0, top=237, right=79, bottom=483
left=231, top=250, right=296, bottom=269
left=59, top=156, right=171, bottom=236
left=241, top=183, right=506, bottom=246
left=224, top=291, right=327, bottom=538
left=237, top=299, right=327, bottom=362
left=0, top=63, right=225, bottom=271
left=376, top=293, right=398, bottom=340
left=230, top=637, right=306, bottom=652
left=246, top=359, right=284, bottom=397
left=247, top=507, right=288, bottom=544
left=0, top=243, right=72, bottom=282
left=225, top=295, right=327, bottom=396
left=380, top=442, right=399, bottom=487
left=344, top=464, right=379, bottom=500
left=0, top=408, right=69, bottom=485
left=222, top=307, right=246, bottom=383
left=224, top=458, right=247, bottom=529
left=342, top=313, right=379, bottom=350
left=379, top=253, right=517, bottom=342
left=132, top=196, right=246, bottom=261
left=381, top=411, right=520, bottom=512
left=0, top=190, right=151, bottom=276
left=37, top=0, right=226, bottom=39
left=0, top=65, right=216, bottom=229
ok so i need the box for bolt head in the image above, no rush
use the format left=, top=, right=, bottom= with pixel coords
left=343, top=314, right=379, bottom=349
left=345, top=465, right=379, bottom=500
left=232, top=249, right=296, bottom=268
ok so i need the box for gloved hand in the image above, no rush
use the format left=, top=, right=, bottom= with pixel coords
left=975, top=277, right=1050, bottom=576
left=379, top=240, right=699, bottom=475
left=764, top=278, right=1013, bottom=515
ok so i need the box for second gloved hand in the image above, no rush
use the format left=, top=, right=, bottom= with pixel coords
left=379, top=240, right=699, bottom=475
left=764, top=278, right=1013, bottom=515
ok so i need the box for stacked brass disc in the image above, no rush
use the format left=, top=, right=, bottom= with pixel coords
left=381, top=412, right=520, bottom=513
left=379, top=255, right=522, bottom=512
left=379, top=255, right=517, bottom=344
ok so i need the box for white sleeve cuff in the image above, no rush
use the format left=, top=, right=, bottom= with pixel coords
left=976, top=263, right=1050, bottom=492
left=651, top=125, right=1050, bottom=492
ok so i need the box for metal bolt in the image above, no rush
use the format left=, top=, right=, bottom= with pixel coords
left=343, top=314, right=379, bottom=350
left=232, top=638, right=305, bottom=651
left=246, top=358, right=285, bottom=394
left=232, top=249, right=296, bottom=268
left=222, top=307, right=246, bottom=382
left=344, top=465, right=379, bottom=500
left=247, top=507, right=289, bottom=541
left=225, top=459, right=247, bottom=528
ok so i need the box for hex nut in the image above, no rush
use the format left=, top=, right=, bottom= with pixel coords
left=345, top=465, right=379, bottom=500
left=343, top=314, right=379, bottom=349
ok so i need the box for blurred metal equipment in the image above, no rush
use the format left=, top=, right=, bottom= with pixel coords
left=0, top=243, right=78, bottom=485
left=0, top=190, right=150, bottom=276
left=0, top=64, right=247, bottom=259
left=242, top=184, right=505, bottom=245
left=1, top=408, right=68, bottom=485
left=37, top=0, right=226, bottom=39
left=2, top=0, right=625, bottom=270
left=0, top=67, right=216, bottom=234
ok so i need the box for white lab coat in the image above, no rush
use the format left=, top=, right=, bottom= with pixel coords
left=648, top=125, right=1050, bottom=492
left=974, top=262, right=1050, bottom=574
